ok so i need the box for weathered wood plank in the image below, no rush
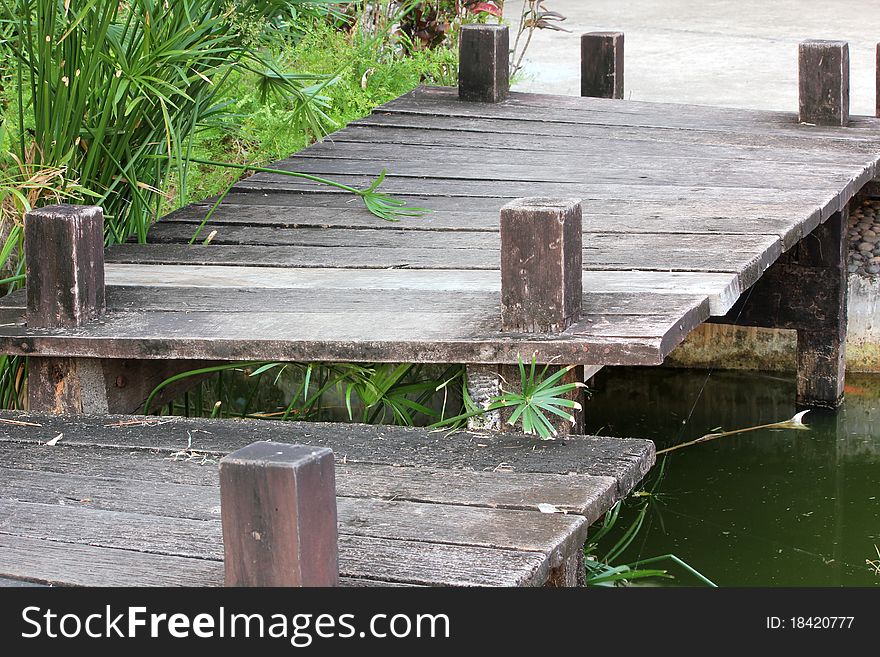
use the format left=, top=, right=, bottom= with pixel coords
left=249, top=152, right=865, bottom=193
left=105, top=234, right=781, bottom=284
left=355, top=110, right=880, bottom=154
left=231, top=177, right=846, bottom=222
left=0, top=500, right=553, bottom=586
left=317, top=123, right=880, bottom=165
left=0, top=287, right=710, bottom=323
left=0, top=534, right=413, bottom=587
left=0, top=533, right=224, bottom=587
left=154, top=199, right=818, bottom=250
left=0, top=464, right=588, bottom=566
left=0, top=449, right=617, bottom=523
left=0, top=412, right=656, bottom=497
left=0, top=309, right=673, bottom=366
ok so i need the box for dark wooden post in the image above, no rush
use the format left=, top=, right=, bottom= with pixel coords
left=581, top=32, right=624, bottom=99
left=459, top=24, right=509, bottom=103
left=495, top=198, right=584, bottom=435
left=25, top=204, right=105, bottom=329
left=501, top=198, right=582, bottom=332
left=794, top=208, right=848, bottom=407
left=798, top=40, right=849, bottom=126
left=708, top=207, right=848, bottom=408
left=220, top=441, right=338, bottom=587
left=25, top=205, right=105, bottom=414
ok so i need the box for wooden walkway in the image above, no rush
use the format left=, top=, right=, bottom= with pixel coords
left=1, top=86, right=878, bottom=370
left=0, top=413, right=653, bottom=587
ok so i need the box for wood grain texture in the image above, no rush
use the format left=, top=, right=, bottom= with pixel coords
left=0, top=445, right=618, bottom=523
left=500, top=198, right=582, bottom=332
left=1, top=84, right=875, bottom=381
left=0, top=412, right=655, bottom=498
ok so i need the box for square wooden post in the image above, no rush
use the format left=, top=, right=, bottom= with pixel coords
left=26, top=204, right=105, bottom=329
left=581, top=32, right=624, bottom=99
left=794, top=208, right=848, bottom=408
left=220, top=441, right=338, bottom=587
left=798, top=40, right=849, bottom=126
left=25, top=205, right=105, bottom=414
left=459, top=24, right=509, bottom=103
left=501, top=198, right=583, bottom=332
left=876, top=42, right=880, bottom=118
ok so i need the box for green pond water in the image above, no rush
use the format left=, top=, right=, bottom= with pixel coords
left=582, top=367, right=880, bottom=587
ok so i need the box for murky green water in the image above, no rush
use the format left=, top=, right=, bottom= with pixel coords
left=582, top=367, right=880, bottom=586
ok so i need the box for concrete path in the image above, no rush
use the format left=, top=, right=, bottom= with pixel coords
left=505, top=0, right=879, bottom=115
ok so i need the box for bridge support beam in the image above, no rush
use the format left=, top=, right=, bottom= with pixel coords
left=711, top=208, right=849, bottom=408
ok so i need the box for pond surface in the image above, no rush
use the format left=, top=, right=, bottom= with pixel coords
left=582, top=367, right=880, bottom=586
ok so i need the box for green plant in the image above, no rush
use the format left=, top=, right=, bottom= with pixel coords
left=0, top=0, right=373, bottom=243
left=656, top=410, right=811, bottom=455
left=146, top=360, right=466, bottom=427
left=584, top=465, right=717, bottom=587
left=509, top=1, right=569, bottom=77
left=430, top=355, right=585, bottom=439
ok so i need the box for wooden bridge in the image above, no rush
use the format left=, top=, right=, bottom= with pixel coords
left=0, top=29, right=876, bottom=587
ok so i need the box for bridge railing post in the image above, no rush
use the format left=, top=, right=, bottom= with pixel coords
left=581, top=32, right=624, bottom=99
left=459, top=24, right=509, bottom=103
left=220, top=441, right=338, bottom=587
left=24, top=204, right=106, bottom=414
left=500, top=198, right=583, bottom=333
left=469, top=198, right=585, bottom=435
left=798, top=39, right=849, bottom=126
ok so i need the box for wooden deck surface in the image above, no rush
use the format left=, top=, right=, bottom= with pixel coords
left=0, top=413, right=653, bottom=587
left=2, top=86, right=879, bottom=365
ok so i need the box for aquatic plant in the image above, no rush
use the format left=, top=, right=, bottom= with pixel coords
left=656, top=410, right=811, bottom=455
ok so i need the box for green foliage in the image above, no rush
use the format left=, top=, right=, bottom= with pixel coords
left=149, top=361, right=465, bottom=426
left=178, top=17, right=458, bottom=206
left=0, top=3, right=460, bottom=410
left=430, top=356, right=586, bottom=439
left=584, top=463, right=717, bottom=587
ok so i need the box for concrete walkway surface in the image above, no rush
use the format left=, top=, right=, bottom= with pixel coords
left=505, top=0, right=879, bottom=115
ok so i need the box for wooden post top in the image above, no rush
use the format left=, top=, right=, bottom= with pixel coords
left=220, top=440, right=338, bottom=587
left=221, top=441, right=332, bottom=468
left=500, top=197, right=583, bottom=333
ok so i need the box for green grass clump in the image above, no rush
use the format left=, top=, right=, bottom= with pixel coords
left=172, top=20, right=458, bottom=209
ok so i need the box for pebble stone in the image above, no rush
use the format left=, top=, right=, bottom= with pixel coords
left=848, top=198, right=880, bottom=276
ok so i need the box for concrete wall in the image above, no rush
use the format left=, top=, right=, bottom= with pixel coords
left=667, top=274, right=880, bottom=372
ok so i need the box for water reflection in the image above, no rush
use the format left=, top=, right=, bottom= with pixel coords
left=583, top=368, right=880, bottom=586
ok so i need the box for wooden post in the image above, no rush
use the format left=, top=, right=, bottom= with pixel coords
left=795, top=208, right=848, bottom=407
left=501, top=198, right=582, bottom=332
left=876, top=43, right=880, bottom=118
left=581, top=32, right=624, bottom=99
left=25, top=205, right=104, bottom=414
left=798, top=40, right=849, bottom=126
left=459, top=24, right=509, bottom=103
left=220, top=441, right=338, bottom=587
left=25, top=204, right=105, bottom=329
left=709, top=208, right=848, bottom=408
